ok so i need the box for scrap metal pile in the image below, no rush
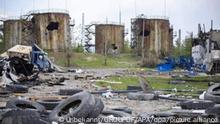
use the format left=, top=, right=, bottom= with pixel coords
left=0, top=44, right=62, bottom=93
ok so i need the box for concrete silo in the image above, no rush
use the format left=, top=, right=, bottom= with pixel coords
left=95, top=24, right=124, bottom=54
left=3, top=19, right=23, bottom=49
left=131, top=16, right=173, bottom=66
left=32, top=11, right=71, bottom=52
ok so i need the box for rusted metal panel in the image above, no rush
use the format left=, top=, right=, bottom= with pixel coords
left=95, top=24, right=124, bottom=54
left=131, top=18, right=173, bottom=66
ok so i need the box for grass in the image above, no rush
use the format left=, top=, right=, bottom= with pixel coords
left=96, top=76, right=139, bottom=90
left=48, top=52, right=139, bottom=68
left=95, top=75, right=216, bottom=96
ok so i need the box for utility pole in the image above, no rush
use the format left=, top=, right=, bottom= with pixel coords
left=119, top=8, right=121, bottom=25
left=104, top=40, right=107, bottom=66
left=81, top=13, right=85, bottom=46
left=178, top=29, right=181, bottom=56
left=141, top=19, right=145, bottom=65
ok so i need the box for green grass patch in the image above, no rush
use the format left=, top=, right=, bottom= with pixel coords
left=48, top=52, right=139, bottom=68
left=95, top=75, right=212, bottom=96
left=96, top=76, right=139, bottom=90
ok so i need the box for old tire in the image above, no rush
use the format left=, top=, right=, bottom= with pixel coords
left=49, top=91, right=96, bottom=122
left=37, top=99, right=62, bottom=110
left=87, top=97, right=104, bottom=118
left=179, top=100, right=215, bottom=110
left=0, top=109, right=10, bottom=121
left=5, top=84, right=28, bottom=93
left=204, top=92, right=220, bottom=104
left=207, top=83, right=220, bottom=95
left=58, top=89, right=83, bottom=96
left=127, top=92, right=156, bottom=101
left=205, top=104, right=220, bottom=115
left=1, top=109, right=50, bottom=124
left=0, top=91, right=12, bottom=97
left=6, top=99, right=46, bottom=112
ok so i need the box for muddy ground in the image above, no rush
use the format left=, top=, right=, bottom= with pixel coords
left=0, top=68, right=177, bottom=116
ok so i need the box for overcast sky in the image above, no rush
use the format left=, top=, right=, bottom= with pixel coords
left=0, top=0, right=220, bottom=41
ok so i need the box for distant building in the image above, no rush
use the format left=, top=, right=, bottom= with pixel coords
left=131, top=15, right=173, bottom=67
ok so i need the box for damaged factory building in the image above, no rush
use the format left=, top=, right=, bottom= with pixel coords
left=131, top=15, right=173, bottom=67
left=95, top=24, right=125, bottom=55
left=3, top=10, right=71, bottom=52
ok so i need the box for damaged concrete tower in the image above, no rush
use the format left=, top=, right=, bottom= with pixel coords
left=95, top=24, right=125, bottom=54
left=3, top=19, right=33, bottom=49
left=3, top=10, right=71, bottom=52
left=131, top=16, right=173, bottom=67
left=32, top=11, right=71, bottom=52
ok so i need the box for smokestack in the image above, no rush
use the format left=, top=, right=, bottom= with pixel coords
left=211, top=20, right=213, bottom=31
left=198, top=24, right=201, bottom=36
left=203, top=24, right=206, bottom=32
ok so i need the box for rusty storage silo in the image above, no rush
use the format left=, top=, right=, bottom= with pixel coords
left=3, top=19, right=23, bottom=49
left=32, top=12, right=71, bottom=52
left=95, top=24, right=124, bottom=54
left=131, top=17, right=173, bottom=67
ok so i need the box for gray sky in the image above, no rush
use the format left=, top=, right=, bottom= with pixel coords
left=0, top=0, right=220, bottom=41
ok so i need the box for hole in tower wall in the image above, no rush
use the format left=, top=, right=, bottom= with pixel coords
left=139, top=30, right=150, bottom=37
left=47, top=22, right=59, bottom=31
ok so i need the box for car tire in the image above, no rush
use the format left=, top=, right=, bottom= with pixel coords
left=204, top=92, right=220, bottom=104
left=5, top=84, right=28, bottom=93
left=205, top=104, right=220, bottom=115
left=207, top=83, right=220, bottom=95
left=179, top=100, right=215, bottom=110
left=87, top=97, right=104, bottom=118
left=1, top=109, right=50, bottom=124
left=58, top=89, right=83, bottom=96
left=49, top=91, right=96, bottom=122
left=6, top=99, right=46, bottom=112
left=37, top=99, right=62, bottom=110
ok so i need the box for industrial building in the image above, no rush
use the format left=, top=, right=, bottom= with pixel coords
left=3, top=10, right=71, bottom=52
left=131, top=15, right=173, bottom=67
left=95, top=24, right=125, bottom=54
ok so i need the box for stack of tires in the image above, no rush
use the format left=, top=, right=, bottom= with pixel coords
left=0, top=91, right=133, bottom=124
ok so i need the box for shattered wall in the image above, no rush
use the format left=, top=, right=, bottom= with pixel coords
left=95, top=24, right=124, bottom=54
left=32, top=13, right=71, bottom=52
left=131, top=18, right=173, bottom=67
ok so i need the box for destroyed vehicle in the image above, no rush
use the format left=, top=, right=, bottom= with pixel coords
left=0, top=44, right=56, bottom=74
left=0, top=44, right=59, bottom=84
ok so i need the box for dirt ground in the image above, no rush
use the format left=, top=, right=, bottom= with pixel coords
left=0, top=68, right=177, bottom=116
